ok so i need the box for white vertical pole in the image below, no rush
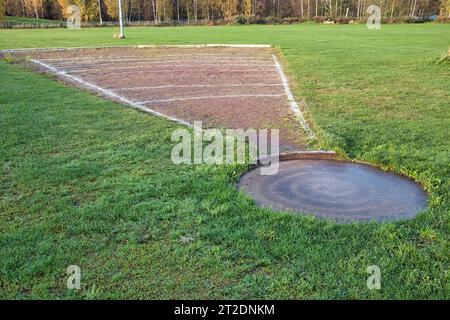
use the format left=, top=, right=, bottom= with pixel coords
left=118, top=0, right=125, bottom=38
left=98, top=0, right=103, bottom=25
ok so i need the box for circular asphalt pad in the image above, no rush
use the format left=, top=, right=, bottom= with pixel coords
left=239, top=160, right=428, bottom=222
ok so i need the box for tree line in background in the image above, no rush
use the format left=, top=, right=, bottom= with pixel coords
left=1, top=0, right=449, bottom=23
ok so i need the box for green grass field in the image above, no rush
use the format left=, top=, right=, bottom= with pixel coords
left=0, top=24, right=449, bottom=299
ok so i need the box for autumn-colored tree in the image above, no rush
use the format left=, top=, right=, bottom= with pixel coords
left=24, top=0, right=42, bottom=19
left=81, top=0, right=100, bottom=21
left=0, top=0, right=5, bottom=22
left=245, top=0, right=252, bottom=15
left=105, top=0, right=128, bottom=20
left=156, top=0, right=172, bottom=21
left=57, top=0, right=100, bottom=22
left=3, top=0, right=449, bottom=22
left=222, top=0, right=239, bottom=19
left=56, top=0, right=70, bottom=18
left=442, top=0, right=450, bottom=16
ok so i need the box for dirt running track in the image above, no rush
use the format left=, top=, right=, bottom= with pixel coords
left=10, top=46, right=311, bottom=151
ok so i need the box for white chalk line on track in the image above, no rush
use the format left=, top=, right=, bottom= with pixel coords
left=66, top=68, right=277, bottom=77
left=63, top=62, right=273, bottom=67
left=112, top=83, right=284, bottom=91
left=30, top=59, right=192, bottom=127
left=38, top=56, right=274, bottom=62
left=137, top=94, right=287, bottom=105
left=29, top=51, right=316, bottom=141
left=272, top=54, right=315, bottom=140
left=64, top=64, right=276, bottom=73
left=46, top=61, right=274, bottom=70
left=67, top=69, right=279, bottom=76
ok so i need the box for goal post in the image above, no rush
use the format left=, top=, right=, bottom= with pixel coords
left=118, top=0, right=125, bottom=39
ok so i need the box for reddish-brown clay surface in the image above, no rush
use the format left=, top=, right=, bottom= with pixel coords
left=15, top=47, right=309, bottom=150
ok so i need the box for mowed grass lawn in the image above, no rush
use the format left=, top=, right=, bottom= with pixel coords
left=0, top=24, right=449, bottom=299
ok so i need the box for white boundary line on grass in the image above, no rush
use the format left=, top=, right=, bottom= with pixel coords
left=272, top=54, right=315, bottom=140
left=30, top=59, right=191, bottom=127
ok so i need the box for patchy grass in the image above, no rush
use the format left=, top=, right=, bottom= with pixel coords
left=2, top=54, right=16, bottom=64
left=0, top=24, right=449, bottom=299
left=437, top=48, right=450, bottom=64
